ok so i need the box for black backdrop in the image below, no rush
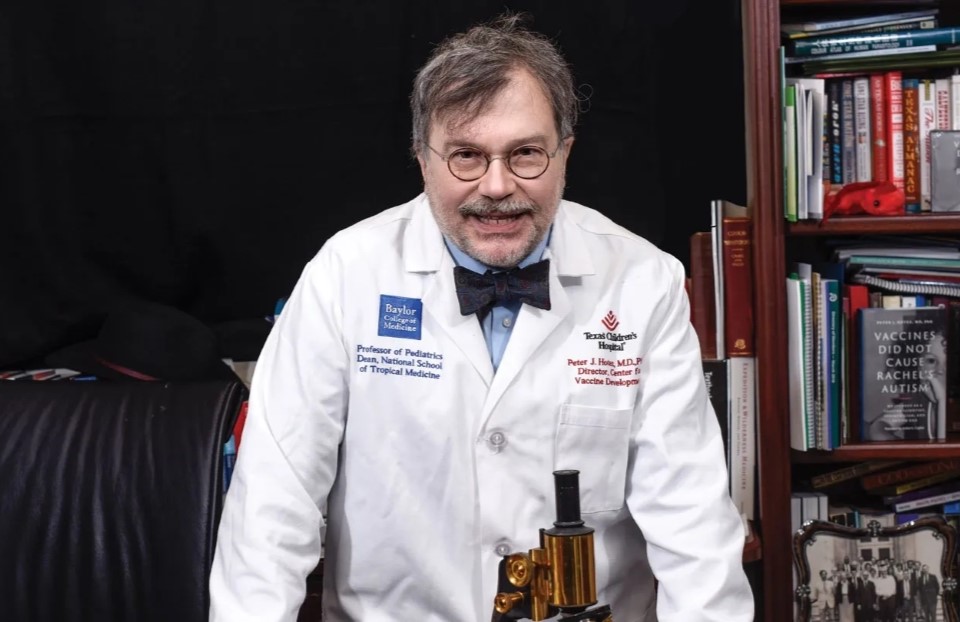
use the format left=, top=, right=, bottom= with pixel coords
left=0, top=1, right=744, bottom=367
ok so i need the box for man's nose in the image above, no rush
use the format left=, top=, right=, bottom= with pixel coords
left=477, top=157, right=516, bottom=200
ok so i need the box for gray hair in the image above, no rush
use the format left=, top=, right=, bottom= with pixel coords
left=410, top=13, right=578, bottom=156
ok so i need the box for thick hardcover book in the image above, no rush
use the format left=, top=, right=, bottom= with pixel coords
left=690, top=232, right=717, bottom=359
left=930, top=130, right=960, bottom=212
left=873, top=469, right=960, bottom=496
left=729, top=357, right=756, bottom=520
left=903, top=78, right=921, bottom=212
left=810, top=459, right=905, bottom=489
left=861, top=458, right=960, bottom=490
left=857, top=306, right=948, bottom=442
left=790, top=26, right=960, bottom=57
left=722, top=216, right=754, bottom=357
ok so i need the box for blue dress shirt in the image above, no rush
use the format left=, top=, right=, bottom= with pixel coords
left=444, top=230, right=551, bottom=371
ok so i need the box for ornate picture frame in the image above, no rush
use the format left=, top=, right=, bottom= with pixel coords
left=793, top=516, right=958, bottom=622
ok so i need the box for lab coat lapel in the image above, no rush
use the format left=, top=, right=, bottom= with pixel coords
left=479, top=204, right=594, bottom=427
left=406, top=197, right=494, bottom=385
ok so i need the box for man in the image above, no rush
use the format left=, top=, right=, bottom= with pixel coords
left=919, top=565, right=940, bottom=622
left=209, top=14, right=753, bottom=621
left=813, top=569, right=838, bottom=622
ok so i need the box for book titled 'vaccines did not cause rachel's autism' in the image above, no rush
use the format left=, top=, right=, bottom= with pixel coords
left=858, top=306, right=948, bottom=442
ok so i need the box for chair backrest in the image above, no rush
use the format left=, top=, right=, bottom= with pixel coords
left=0, top=380, right=245, bottom=622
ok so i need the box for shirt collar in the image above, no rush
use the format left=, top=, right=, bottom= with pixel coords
left=443, top=225, right=552, bottom=274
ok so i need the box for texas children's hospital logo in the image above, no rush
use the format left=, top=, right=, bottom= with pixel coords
left=583, top=311, right=637, bottom=351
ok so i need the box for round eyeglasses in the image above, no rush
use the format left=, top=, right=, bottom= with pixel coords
left=427, top=142, right=564, bottom=182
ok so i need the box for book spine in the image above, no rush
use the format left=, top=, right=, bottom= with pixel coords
left=690, top=232, right=717, bottom=359
left=861, top=458, right=960, bottom=489
left=828, top=80, right=843, bottom=186
left=902, top=78, right=921, bottom=213
left=854, top=76, right=873, bottom=182
left=886, top=71, right=905, bottom=191
left=920, top=80, right=937, bottom=212
left=722, top=217, right=754, bottom=357
left=894, top=488, right=960, bottom=513
left=811, top=459, right=904, bottom=489
left=788, top=18, right=938, bottom=40
left=791, top=26, right=960, bottom=57
left=952, top=74, right=960, bottom=130
left=729, top=357, right=756, bottom=521
left=936, top=78, right=952, bottom=129
left=785, top=84, right=799, bottom=221
left=841, top=79, right=857, bottom=184
left=871, top=73, right=889, bottom=182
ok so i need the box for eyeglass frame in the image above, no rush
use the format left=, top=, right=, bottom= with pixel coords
left=425, top=140, right=567, bottom=182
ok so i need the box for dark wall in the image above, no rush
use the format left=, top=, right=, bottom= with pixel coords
left=0, top=1, right=744, bottom=367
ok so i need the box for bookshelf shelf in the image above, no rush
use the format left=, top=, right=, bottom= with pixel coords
left=788, top=214, right=960, bottom=236
left=793, top=439, right=960, bottom=462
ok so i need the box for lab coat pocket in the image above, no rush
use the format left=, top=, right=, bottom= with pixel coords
left=555, top=404, right=631, bottom=514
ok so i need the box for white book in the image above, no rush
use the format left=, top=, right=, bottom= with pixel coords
left=854, top=76, right=872, bottom=182
left=937, top=78, right=952, bottom=129
left=786, top=277, right=810, bottom=451
left=952, top=74, right=960, bottom=130
left=786, top=78, right=826, bottom=220
left=729, top=357, right=756, bottom=522
left=920, top=80, right=938, bottom=212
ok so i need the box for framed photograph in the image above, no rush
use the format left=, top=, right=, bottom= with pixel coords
left=793, top=516, right=958, bottom=622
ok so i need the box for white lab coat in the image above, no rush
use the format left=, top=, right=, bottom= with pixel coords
left=210, top=194, right=754, bottom=622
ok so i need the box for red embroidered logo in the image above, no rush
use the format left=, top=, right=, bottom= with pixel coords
left=601, top=311, right=619, bottom=331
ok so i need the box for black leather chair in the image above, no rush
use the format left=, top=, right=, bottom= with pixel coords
left=0, top=380, right=246, bottom=622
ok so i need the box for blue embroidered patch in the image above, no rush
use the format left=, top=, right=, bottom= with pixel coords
left=378, top=295, right=423, bottom=340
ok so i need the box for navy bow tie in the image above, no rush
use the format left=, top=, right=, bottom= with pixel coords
left=454, top=259, right=551, bottom=317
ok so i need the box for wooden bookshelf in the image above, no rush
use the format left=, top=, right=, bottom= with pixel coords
left=789, top=214, right=960, bottom=236
left=743, top=0, right=960, bottom=619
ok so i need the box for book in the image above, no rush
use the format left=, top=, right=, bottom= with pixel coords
left=886, top=71, right=905, bottom=192
left=690, top=232, right=718, bottom=359
left=857, top=306, right=948, bottom=442
left=930, top=130, right=960, bottom=212
left=783, top=15, right=937, bottom=40
left=881, top=477, right=960, bottom=505
left=871, top=73, right=889, bottom=183
left=780, top=9, right=938, bottom=35
left=790, top=26, right=960, bottom=57
left=861, top=458, right=960, bottom=490
left=722, top=210, right=754, bottom=357
left=801, top=48, right=960, bottom=75
left=919, top=80, right=937, bottom=212
left=810, top=459, right=905, bottom=489
left=729, top=357, right=757, bottom=521
left=902, top=78, right=921, bottom=213
left=893, top=486, right=960, bottom=512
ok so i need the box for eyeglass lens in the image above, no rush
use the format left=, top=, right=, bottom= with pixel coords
left=447, top=146, right=549, bottom=181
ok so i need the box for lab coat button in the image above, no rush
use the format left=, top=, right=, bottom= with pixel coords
left=494, top=542, right=511, bottom=557
left=487, top=431, right=507, bottom=452
left=502, top=316, right=513, bottom=328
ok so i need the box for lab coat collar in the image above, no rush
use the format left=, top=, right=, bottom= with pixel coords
left=405, top=194, right=591, bottom=421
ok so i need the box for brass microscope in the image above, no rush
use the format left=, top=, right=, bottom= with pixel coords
left=491, top=470, right=613, bottom=622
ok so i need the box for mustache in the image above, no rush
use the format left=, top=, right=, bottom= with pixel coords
left=458, top=198, right=537, bottom=217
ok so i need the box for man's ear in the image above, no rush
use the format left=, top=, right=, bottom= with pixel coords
left=416, top=152, right=428, bottom=178
left=562, top=136, right=575, bottom=164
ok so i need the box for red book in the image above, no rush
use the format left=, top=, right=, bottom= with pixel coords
left=233, top=400, right=249, bottom=451
left=721, top=217, right=754, bottom=357
left=870, top=73, right=888, bottom=182
left=902, top=78, right=921, bottom=213
left=885, top=70, right=905, bottom=191
left=690, top=231, right=717, bottom=359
